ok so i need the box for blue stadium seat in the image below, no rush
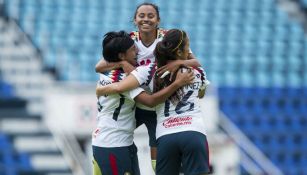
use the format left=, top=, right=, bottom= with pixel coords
left=0, top=81, right=15, bottom=99
left=16, top=152, right=32, bottom=171
left=3, top=0, right=307, bottom=172
left=12, top=0, right=303, bottom=85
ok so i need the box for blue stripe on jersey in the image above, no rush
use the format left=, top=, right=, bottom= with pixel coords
left=144, top=64, right=157, bottom=86
left=103, top=69, right=125, bottom=83
left=194, top=67, right=206, bottom=86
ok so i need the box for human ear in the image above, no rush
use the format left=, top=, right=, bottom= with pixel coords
left=176, top=50, right=182, bottom=56
left=118, top=53, right=125, bottom=60
left=156, top=19, right=160, bottom=27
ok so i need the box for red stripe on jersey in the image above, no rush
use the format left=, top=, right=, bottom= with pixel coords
left=109, top=154, right=118, bottom=175
left=194, top=67, right=206, bottom=85
left=111, top=69, right=121, bottom=83
left=103, top=69, right=125, bottom=83
left=145, top=63, right=157, bottom=86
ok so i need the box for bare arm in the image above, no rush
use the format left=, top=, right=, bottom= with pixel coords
left=95, top=59, right=135, bottom=74
left=96, top=74, right=140, bottom=97
left=187, top=53, right=201, bottom=66
left=134, top=69, right=194, bottom=108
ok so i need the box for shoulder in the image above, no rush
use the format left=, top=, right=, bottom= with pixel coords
left=178, top=66, right=207, bottom=79
left=178, top=66, right=203, bottom=73
left=192, top=67, right=210, bottom=85
left=132, top=63, right=156, bottom=85
left=102, top=69, right=126, bottom=83
left=134, top=63, right=156, bottom=74
left=193, top=67, right=206, bottom=74
left=137, top=62, right=156, bottom=70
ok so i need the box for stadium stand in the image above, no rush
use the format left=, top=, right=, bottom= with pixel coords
left=0, top=80, right=14, bottom=99
left=0, top=98, right=71, bottom=175
left=0, top=13, right=71, bottom=175
left=1, top=0, right=307, bottom=174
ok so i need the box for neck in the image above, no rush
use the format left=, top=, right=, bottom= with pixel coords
left=140, top=30, right=157, bottom=47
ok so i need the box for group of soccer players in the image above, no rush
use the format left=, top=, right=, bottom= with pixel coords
left=92, top=2, right=211, bottom=175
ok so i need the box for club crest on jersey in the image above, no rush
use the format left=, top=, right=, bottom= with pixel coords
left=130, top=28, right=167, bottom=42
left=130, top=31, right=139, bottom=41
left=157, top=28, right=167, bottom=39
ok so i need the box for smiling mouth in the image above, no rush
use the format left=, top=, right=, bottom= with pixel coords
left=141, top=23, right=151, bottom=27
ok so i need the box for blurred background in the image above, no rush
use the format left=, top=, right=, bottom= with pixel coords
left=0, top=0, right=307, bottom=174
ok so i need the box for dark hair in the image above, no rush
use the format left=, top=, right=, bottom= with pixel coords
left=154, top=29, right=188, bottom=67
left=102, top=31, right=134, bottom=62
left=154, top=29, right=188, bottom=103
left=133, top=2, right=160, bottom=20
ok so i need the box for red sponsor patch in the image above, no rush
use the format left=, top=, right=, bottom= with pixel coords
left=92, top=128, right=101, bottom=139
left=162, top=116, right=192, bottom=128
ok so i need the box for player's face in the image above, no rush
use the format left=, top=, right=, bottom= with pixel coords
left=123, top=44, right=137, bottom=66
left=179, top=38, right=190, bottom=60
left=134, top=5, right=160, bottom=34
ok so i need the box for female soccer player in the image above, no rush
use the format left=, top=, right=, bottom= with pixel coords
left=96, top=29, right=210, bottom=175
left=153, top=29, right=210, bottom=175
left=95, top=2, right=201, bottom=170
left=92, top=31, right=194, bottom=175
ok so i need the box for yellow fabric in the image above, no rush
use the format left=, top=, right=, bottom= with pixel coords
left=151, top=159, right=157, bottom=172
left=93, top=158, right=102, bottom=175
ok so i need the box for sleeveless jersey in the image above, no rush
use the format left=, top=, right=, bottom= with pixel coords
left=131, top=65, right=209, bottom=139
left=92, top=69, right=144, bottom=147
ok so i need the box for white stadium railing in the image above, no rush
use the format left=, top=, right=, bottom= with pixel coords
left=219, top=112, right=284, bottom=175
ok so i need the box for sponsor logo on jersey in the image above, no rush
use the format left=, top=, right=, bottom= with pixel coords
left=92, top=128, right=101, bottom=139
left=162, top=116, right=192, bottom=128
